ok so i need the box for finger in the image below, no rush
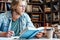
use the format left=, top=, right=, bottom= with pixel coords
left=37, top=33, right=43, bottom=35
left=8, top=31, right=14, bottom=34
left=7, top=33, right=12, bottom=37
left=8, top=31, right=11, bottom=34
left=7, top=32, right=13, bottom=37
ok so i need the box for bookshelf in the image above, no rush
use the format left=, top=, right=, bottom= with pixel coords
left=26, top=0, right=60, bottom=28
left=51, top=0, right=59, bottom=24
left=26, top=0, right=45, bottom=28
left=0, top=0, right=60, bottom=28
left=0, top=0, right=11, bottom=13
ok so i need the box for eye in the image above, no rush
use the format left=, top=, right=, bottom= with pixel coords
left=19, top=5, right=26, bottom=7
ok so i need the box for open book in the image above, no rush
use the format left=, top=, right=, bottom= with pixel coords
left=20, top=27, right=44, bottom=39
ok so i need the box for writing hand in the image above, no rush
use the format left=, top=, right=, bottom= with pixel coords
left=7, top=31, right=14, bottom=37
left=36, top=32, right=43, bottom=38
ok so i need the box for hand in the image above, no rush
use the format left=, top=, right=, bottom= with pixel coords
left=0, top=32, right=7, bottom=37
left=7, top=31, right=14, bottom=37
left=36, top=32, right=43, bottom=38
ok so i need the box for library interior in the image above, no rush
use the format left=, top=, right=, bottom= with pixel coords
left=0, top=0, right=60, bottom=40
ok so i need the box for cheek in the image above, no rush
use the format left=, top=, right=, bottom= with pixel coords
left=16, top=7, right=25, bottom=12
left=18, top=7, right=22, bottom=11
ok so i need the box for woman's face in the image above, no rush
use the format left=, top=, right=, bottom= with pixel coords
left=15, top=1, right=26, bottom=15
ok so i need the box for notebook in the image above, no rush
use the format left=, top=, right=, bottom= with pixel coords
left=20, top=27, right=44, bottom=39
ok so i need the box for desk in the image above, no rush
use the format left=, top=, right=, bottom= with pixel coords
left=0, top=36, right=19, bottom=40
left=0, top=37, right=60, bottom=40
left=21, top=38, right=60, bottom=40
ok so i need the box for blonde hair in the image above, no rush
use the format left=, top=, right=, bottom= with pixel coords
left=11, top=0, right=27, bottom=11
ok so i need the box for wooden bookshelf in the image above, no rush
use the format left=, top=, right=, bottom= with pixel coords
left=0, top=0, right=11, bottom=13
left=26, top=0, right=60, bottom=27
left=26, top=0, right=45, bottom=28
left=0, top=0, right=60, bottom=27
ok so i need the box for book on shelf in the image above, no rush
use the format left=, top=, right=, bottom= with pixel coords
left=44, top=7, right=51, bottom=12
left=39, top=0, right=43, bottom=3
left=0, top=0, right=11, bottom=12
left=52, top=0, right=58, bottom=2
left=20, top=27, right=44, bottom=39
left=32, top=14, right=39, bottom=18
left=45, top=14, right=52, bottom=22
left=0, top=4, right=1, bottom=11
left=32, top=6, right=43, bottom=12
left=46, top=0, right=51, bottom=3
left=5, top=2, right=7, bottom=11
left=32, top=14, right=39, bottom=21
left=40, top=14, right=42, bottom=21
left=3, top=3, right=6, bottom=11
left=39, top=6, right=43, bottom=12
left=26, top=5, right=32, bottom=12
left=32, top=18, right=39, bottom=22
left=32, top=6, right=39, bottom=12
left=6, top=3, right=11, bottom=11
left=31, top=0, right=40, bottom=2
left=0, top=3, right=4, bottom=12
left=53, top=13, right=59, bottom=21
left=54, top=5, right=58, bottom=11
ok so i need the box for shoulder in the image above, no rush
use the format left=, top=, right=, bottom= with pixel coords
left=0, top=13, right=6, bottom=19
left=0, top=11, right=11, bottom=16
left=23, top=12, right=29, bottom=17
left=0, top=11, right=11, bottom=21
left=22, top=12, right=31, bottom=21
left=22, top=12, right=30, bottom=19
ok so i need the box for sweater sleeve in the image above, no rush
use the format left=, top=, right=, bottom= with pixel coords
left=25, top=13, right=35, bottom=28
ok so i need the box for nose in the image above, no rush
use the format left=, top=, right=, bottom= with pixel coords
left=22, top=6, right=25, bottom=10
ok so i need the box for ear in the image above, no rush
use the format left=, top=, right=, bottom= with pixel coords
left=11, top=5, right=17, bottom=11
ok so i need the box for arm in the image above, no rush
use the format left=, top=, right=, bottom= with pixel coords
left=0, top=32, right=7, bottom=37
left=25, top=13, right=43, bottom=38
left=0, top=14, right=7, bottom=37
left=0, top=13, right=14, bottom=37
left=25, top=13, right=35, bottom=28
left=0, top=21, right=14, bottom=37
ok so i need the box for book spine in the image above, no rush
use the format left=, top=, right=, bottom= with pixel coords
left=26, top=5, right=32, bottom=12
left=54, top=5, right=58, bottom=10
left=40, top=0, right=43, bottom=3
left=32, top=6, right=39, bottom=12
left=0, top=3, right=3, bottom=11
left=39, top=6, right=43, bottom=12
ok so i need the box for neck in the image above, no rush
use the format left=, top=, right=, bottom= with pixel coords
left=12, top=12, right=20, bottom=21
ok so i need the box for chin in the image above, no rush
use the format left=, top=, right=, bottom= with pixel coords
left=19, top=13, right=24, bottom=16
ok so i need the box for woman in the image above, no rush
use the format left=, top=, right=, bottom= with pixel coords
left=0, top=0, right=43, bottom=38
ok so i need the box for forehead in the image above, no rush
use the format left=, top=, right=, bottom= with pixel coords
left=19, top=1, right=26, bottom=5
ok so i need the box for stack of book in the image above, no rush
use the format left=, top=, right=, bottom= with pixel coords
left=44, top=7, right=51, bottom=13
left=32, top=6, right=39, bottom=12
left=26, top=5, right=32, bottom=12
left=32, top=14, right=39, bottom=22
